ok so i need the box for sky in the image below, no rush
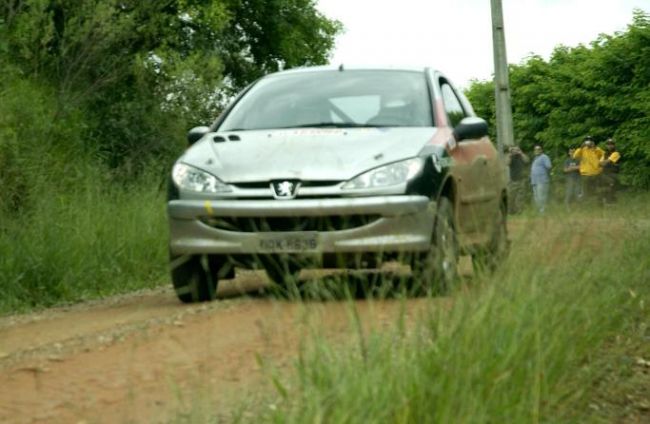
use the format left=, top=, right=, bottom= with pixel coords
left=316, top=0, right=649, bottom=88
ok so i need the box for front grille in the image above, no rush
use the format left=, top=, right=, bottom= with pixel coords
left=231, top=180, right=342, bottom=189
left=200, top=215, right=381, bottom=232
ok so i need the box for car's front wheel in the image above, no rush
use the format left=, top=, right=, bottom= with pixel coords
left=170, top=254, right=225, bottom=303
left=412, top=197, right=459, bottom=294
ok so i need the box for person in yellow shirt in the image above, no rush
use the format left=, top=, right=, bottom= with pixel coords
left=600, top=138, right=621, bottom=204
left=573, top=135, right=605, bottom=201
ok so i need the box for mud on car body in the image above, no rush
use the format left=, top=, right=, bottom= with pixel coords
left=167, top=66, right=508, bottom=302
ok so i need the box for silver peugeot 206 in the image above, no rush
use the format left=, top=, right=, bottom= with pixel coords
left=167, top=66, right=508, bottom=302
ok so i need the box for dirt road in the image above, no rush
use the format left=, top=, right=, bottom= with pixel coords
left=0, top=266, right=446, bottom=424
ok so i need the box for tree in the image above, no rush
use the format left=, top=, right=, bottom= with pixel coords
left=1, top=0, right=342, bottom=170
left=465, top=9, right=650, bottom=188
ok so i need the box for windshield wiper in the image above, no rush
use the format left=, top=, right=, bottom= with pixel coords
left=287, top=122, right=388, bottom=128
left=221, top=123, right=391, bottom=131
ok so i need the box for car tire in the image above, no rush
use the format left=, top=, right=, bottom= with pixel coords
left=413, top=196, right=459, bottom=294
left=472, top=203, right=509, bottom=274
left=259, top=255, right=302, bottom=287
left=170, top=254, right=220, bottom=303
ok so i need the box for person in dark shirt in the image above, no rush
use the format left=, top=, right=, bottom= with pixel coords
left=563, top=147, right=581, bottom=208
left=506, top=145, right=529, bottom=214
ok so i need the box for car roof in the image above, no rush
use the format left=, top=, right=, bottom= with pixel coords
left=263, top=64, right=443, bottom=77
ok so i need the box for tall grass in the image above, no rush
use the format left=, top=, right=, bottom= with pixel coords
left=0, top=165, right=168, bottom=314
left=0, top=77, right=172, bottom=314
left=256, top=200, right=650, bottom=423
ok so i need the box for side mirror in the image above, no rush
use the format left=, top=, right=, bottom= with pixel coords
left=452, top=117, right=488, bottom=142
left=187, top=126, right=210, bottom=145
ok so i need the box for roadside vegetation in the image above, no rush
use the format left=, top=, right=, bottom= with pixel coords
left=240, top=196, right=650, bottom=423
left=0, top=167, right=167, bottom=312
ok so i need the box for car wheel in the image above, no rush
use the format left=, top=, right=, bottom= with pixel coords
left=472, top=203, right=509, bottom=274
left=259, top=255, right=302, bottom=287
left=170, top=254, right=220, bottom=303
left=413, top=197, right=459, bottom=294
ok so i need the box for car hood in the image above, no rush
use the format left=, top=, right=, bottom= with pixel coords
left=180, top=127, right=438, bottom=182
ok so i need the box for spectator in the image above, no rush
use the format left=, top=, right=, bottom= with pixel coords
left=600, top=138, right=621, bottom=204
left=563, top=147, right=581, bottom=207
left=530, top=145, right=552, bottom=213
left=506, top=145, right=529, bottom=214
left=572, top=135, right=605, bottom=202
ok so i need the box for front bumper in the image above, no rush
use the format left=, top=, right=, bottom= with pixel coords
left=168, top=196, right=435, bottom=255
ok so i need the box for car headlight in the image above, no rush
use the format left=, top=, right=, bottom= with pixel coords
left=342, top=158, right=424, bottom=190
left=172, top=163, right=231, bottom=193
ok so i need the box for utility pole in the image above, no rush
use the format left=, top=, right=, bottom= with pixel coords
left=490, top=0, right=515, bottom=157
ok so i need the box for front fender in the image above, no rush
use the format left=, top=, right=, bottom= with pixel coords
left=408, top=145, right=454, bottom=200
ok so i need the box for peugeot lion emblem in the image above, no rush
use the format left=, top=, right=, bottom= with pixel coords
left=272, top=180, right=299, bottom=199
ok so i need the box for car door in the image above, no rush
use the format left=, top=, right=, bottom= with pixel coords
left=438, top=78, right=499, bottom=240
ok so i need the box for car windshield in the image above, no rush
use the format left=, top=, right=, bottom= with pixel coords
left=218, top=70, right=433, bottom=131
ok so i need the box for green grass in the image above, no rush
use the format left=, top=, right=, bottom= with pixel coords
left=247, top=195, right=650, bottom=423
left=0, top=76, right=173, bottom=314
left=0, top=168, right=168, bottom=314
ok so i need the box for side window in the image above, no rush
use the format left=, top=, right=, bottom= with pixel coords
left=440, top=82, right=466, bottom=128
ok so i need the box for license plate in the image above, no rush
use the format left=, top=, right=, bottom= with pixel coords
left=257, top=232, right=320, bottom=253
